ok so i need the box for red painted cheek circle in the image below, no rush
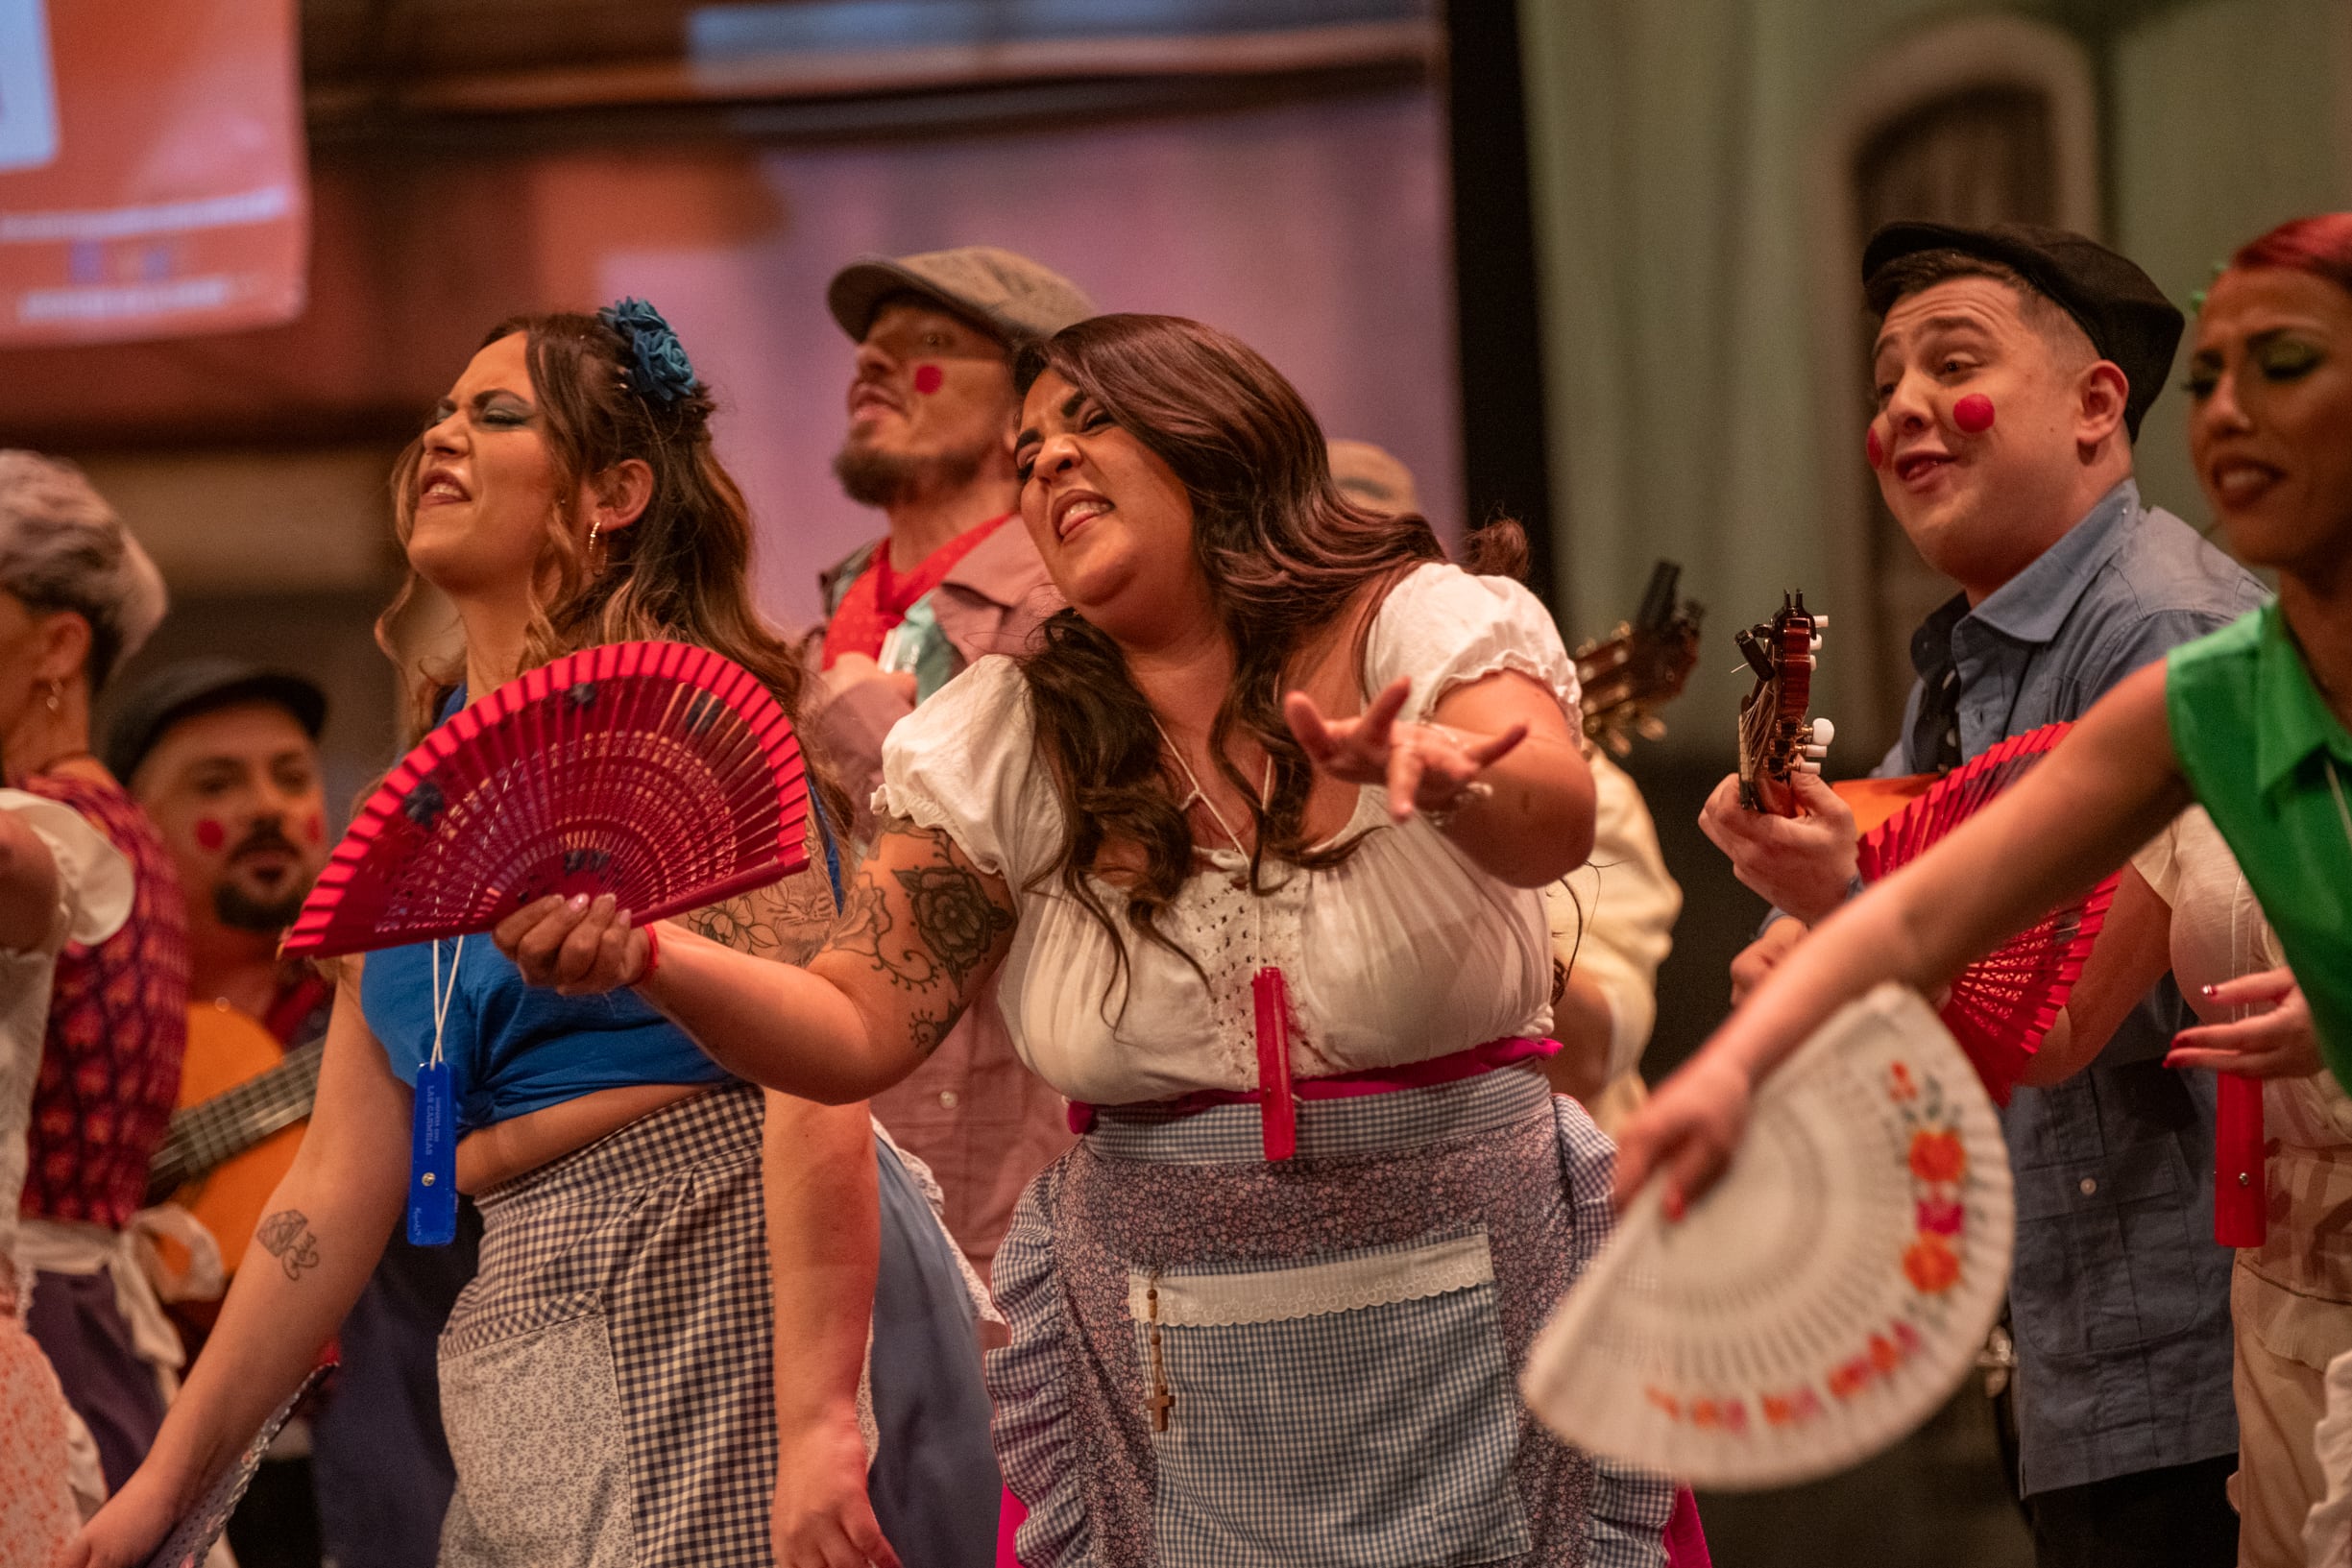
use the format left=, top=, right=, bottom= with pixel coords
left=303, top=812, right=325, bottom=845
left=911, top=364, right=944, bottom=396
left=1952, top=394, right=1997, bottom=433
left=1865, top=424, right=1883, bottom=468
left=194, top=818, right=226, bottom=852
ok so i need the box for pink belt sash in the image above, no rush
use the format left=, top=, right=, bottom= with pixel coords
left=1065, top=1035, right=1562, bottom=1150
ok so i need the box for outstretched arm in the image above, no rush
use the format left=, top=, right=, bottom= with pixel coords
left=1613, top=663, right=2193, bottom=1213
left=496, top=814, right=1018, bottom=1104
left=65, top=973, right=410, bottom=1566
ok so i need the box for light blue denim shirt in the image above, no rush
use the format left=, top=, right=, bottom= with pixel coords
left=1876, top=479, right=2269, bottom=1495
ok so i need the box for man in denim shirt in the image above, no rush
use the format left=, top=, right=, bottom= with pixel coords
left=1701, top=223, right=2267, bottom=1566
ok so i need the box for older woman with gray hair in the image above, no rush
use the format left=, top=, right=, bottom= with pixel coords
left=0, top=450, right=191, bottom=1500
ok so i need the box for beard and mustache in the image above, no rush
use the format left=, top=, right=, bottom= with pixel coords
left=832, top=431, right=992, bottom=510
left=211, top=819, right=313, bottom=933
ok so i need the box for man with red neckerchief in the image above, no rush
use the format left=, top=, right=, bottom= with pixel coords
left=811, top=246, right=1095, bottom=1280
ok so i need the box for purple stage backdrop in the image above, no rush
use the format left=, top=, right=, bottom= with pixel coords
left=591, top=88, right=1461, bottom=628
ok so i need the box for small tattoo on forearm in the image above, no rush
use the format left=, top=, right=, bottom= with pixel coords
left=255, top=1208, right=321, bottom=1281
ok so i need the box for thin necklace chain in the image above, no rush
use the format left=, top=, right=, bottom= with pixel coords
left=1149, top=716, right=1270, bottom=856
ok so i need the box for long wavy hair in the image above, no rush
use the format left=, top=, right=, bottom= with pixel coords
left=376, top=311, right=846, bottom=825
left=1013, top=312, right=1527, bottom=984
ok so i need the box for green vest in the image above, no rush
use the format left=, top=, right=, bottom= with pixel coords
left=2167, top=604, right=2352, bottom=1088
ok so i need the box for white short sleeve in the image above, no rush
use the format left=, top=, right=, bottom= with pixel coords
left=0, top=789, right=133, bottom=953
left=873, top=657, right=1055, bottom=884
left=2130, top=815, right=2185, bottom=905
left=1364, top=562, right=1580, bottom=726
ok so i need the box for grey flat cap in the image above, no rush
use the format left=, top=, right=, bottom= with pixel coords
left=827, top=246, right=1096, bottom=350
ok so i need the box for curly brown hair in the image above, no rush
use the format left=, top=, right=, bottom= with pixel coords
left=1012, top=312, right=1527, bottom=991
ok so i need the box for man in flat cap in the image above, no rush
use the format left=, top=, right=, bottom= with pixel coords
left=1701, top=224, right=2266, bottom=1563
left=804, top=245, right=1095, bottom=1284
left=112, top=662, right=473, bottom=1568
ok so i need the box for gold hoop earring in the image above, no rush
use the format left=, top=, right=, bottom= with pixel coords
left=588, top=518, right=603, bottom=557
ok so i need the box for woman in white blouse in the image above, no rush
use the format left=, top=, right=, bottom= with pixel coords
left=1, top=789, right=133, bottom=1557
left=501, top=313, right=1676, bottom=1567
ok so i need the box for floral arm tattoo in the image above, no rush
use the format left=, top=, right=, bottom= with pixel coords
left=255, top=1208, right=321, bottom=1282
left=683, top=875, right=836, bottom=964
left=824, top=815, right=1014, bottom=1056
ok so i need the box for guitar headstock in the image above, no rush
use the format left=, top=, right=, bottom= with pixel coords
left=1734, top=591, right=1830, bottom=816
left=1575, top=561, right=1705, bottom=756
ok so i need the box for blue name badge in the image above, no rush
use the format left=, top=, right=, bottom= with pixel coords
left=408, top=1057, right=458, bottom=1245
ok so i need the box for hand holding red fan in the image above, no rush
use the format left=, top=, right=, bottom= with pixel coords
left=283, top=641, right=812, bottom=958
left=1855, top=722, right=2118, bottom=1102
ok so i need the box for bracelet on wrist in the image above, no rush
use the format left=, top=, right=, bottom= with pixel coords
left=635, top=922, right=661, bottom=986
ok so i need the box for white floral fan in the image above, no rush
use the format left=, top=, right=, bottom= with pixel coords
left=1523, top=984, right=2013, bottom=1489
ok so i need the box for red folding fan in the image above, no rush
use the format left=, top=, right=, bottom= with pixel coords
left=283, top=641, right=810, bottom=958
left=1855, top=723, right=2118, bottom=1103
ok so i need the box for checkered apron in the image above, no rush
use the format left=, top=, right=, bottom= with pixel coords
left=435, top=1084, right=778, bottom=1567
left=989, top=1065, right=1675, bottom=1568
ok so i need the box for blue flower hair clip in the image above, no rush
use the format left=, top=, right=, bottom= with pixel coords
left=598, top=298, right=698, bottom=409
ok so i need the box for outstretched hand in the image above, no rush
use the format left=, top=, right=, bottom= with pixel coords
left=1608, top=1051, right=1756, bottom=1219
left=1284, top=676, right=1527, bottom=825
left=494, top=892, right=652, bottom=995
left=2165, top=968, right=2322, bottom=1079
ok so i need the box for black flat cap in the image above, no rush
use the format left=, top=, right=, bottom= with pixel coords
left=105, top=659, right=327, bottom=784
left=1863, top=221, right=2185, bottom=441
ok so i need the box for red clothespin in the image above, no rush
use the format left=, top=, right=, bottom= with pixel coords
left=1253, top=967, right=1297, bottom=1161
left=2215, top=1073, right=2267, bottom=1247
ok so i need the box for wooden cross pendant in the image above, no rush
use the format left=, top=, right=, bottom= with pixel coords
left=1146, top=1281, right=1176, bottom=1432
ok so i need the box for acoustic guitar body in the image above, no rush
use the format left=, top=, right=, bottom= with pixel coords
left=166, top=1002, right=308, bottom=1280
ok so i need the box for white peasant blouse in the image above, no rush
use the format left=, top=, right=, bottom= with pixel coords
left=875, top=562, right=1581, bottom=1106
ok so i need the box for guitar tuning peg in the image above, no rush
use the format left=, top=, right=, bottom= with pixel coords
left=1811, top=614, right=1830, bottom=629
left=1808, top=716, right=1835, bottom=748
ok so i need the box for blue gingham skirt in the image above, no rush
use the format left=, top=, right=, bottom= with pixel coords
left=988, top=1064, right=1675, bottom=1568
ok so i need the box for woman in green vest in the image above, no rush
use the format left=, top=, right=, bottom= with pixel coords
left=1614, top=210, right=2352, bottom=1218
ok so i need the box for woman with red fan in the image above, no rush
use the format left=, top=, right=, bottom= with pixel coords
left=70, top=305, right=995, bottom=1568
left=1612, top=210, right=2352, bottom=1419
left=497, top=313, right=1678, bottom=1567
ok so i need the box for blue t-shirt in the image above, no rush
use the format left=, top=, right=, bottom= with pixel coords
left=361, top=936, right=728, bottom=1131
left=358, top=681, right=841, bottom=1131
